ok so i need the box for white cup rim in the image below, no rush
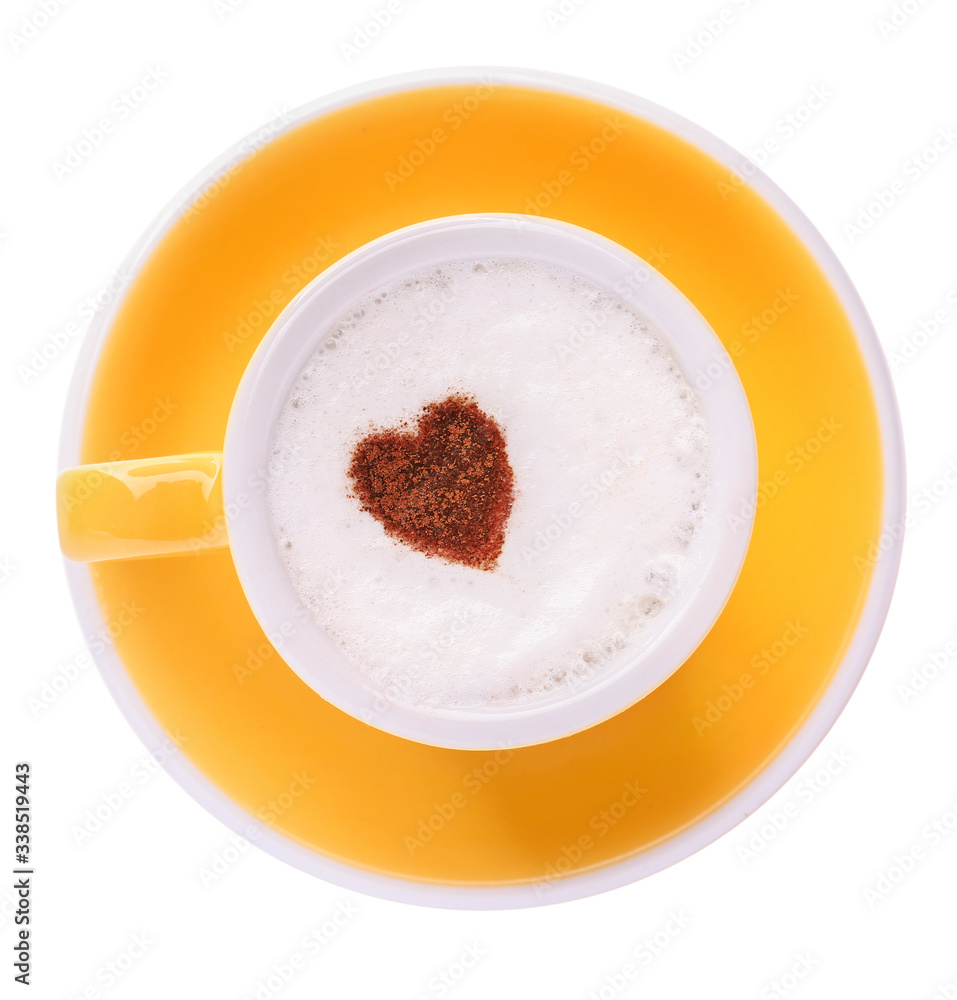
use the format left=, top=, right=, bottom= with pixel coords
left=58, top=67, right=905, bottom=908
left=222, top=213, right=758, bottom=750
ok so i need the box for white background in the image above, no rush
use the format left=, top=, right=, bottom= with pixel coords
left=2, top=0, right=956, bottom=997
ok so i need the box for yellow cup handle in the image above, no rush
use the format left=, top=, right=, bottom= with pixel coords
left=56, top=452, right=228, bottom=562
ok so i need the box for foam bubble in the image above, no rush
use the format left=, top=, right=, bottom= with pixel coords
left=267, top=257, right=713, bottom=710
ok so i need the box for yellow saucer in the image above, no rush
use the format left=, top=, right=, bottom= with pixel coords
left=63, top=71, right=901, bottom=905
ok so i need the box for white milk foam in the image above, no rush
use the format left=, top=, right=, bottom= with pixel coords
left=267, top=257, right=712, bottom=710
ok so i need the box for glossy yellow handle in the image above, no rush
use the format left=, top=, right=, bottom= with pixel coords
left=56, top=452, right=227, bottom=562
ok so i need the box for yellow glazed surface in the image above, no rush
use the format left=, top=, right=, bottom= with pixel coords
left=57, top=453, right=225, bottom=561
left=73, top=84, right=883, bottom=886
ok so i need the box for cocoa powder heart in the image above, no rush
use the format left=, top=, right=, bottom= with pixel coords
left=347, top=395, right=515, bottom=570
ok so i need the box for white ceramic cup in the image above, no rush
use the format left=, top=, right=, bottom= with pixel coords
left=223, top=213, right=758, bottom=749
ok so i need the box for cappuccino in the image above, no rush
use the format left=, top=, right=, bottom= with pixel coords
left=267, top=257, right=712, bottom=710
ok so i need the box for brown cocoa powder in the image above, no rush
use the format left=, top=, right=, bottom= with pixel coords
left=348, top=395, right=514, bottom=570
